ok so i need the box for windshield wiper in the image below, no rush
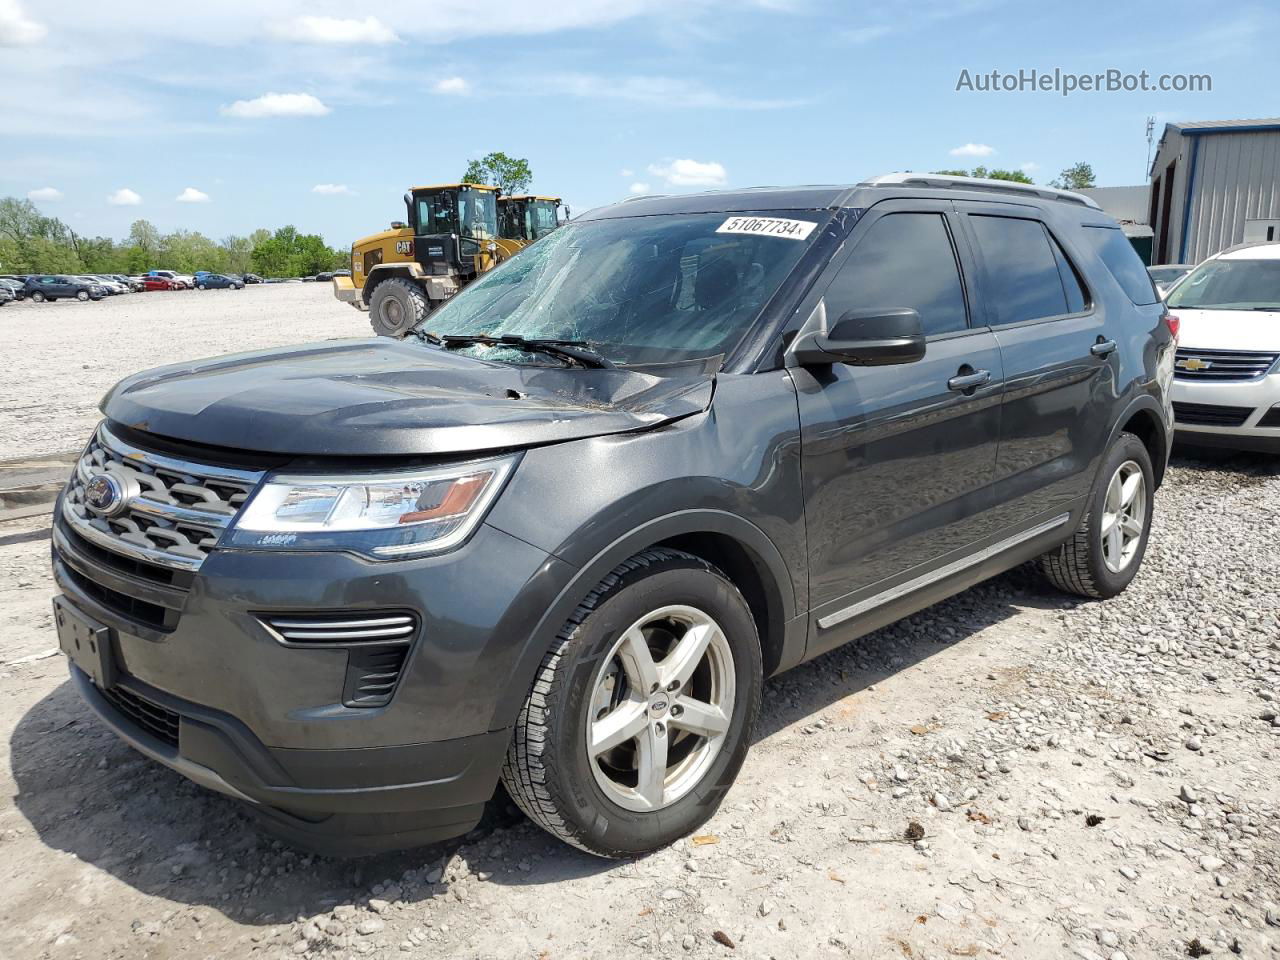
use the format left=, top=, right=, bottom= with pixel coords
left=440, top=334, right=615, bottom=369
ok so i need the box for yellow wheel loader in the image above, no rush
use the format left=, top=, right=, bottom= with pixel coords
left=333, top=183, right=525, bottom=338
left=497, top=195, right=569, bottom=247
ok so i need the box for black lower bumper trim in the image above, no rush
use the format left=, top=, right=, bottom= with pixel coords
left=70, top=663, right=511, bottom=851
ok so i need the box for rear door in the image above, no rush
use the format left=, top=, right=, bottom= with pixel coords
left=792, top=200, right=1006, bottom=656
left=954, top=202, right=1114, bottom=528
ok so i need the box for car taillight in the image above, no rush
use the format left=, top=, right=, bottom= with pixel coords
left=1163, top=313, right=1181, bottom=341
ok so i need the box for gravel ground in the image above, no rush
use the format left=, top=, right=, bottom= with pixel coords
left=0, top=285, right=369, bottom=461
left=0, top=291, right=1277, bottom=959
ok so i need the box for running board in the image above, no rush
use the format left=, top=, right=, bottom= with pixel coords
left=815, top=513, right=1072, bottom=630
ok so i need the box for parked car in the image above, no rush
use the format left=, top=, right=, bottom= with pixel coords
left=195, top=273, right=245, bottom=290
left=24, top=274, right=107, bottom=302
left=0, top=285, right=13, bottom=307
left=0, top=277, right=25, bottom=301
left=314, top=272, right=334, bottom=282
left=139, top=275, right=181, bottom=291
left=84, top=275, right=128, bottom=295
left=109, top=274, right=144, bottom=292
left=1164, top=241, right=1280, bottom=453
left=51, top=174, right=1174, bottom=859
left=241, top=273, right=263, bottom=284
left=148, top=270, right=194, bottom=289
left=1148, top=263, right=1195, bottom=296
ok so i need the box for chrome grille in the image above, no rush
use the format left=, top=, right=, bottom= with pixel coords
left=1174, top=348, right=1279, bottom=381
left=61, top=425, right=263, bottom=572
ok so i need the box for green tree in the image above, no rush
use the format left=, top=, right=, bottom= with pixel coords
left=461, top=151, right=533, bottom=194
left=933, top=167, right=1035, bottom=184
left=249, top=225, right=344, bottom=277
left=1050, top=162, right=1096, bottom=190
left=219, top=234, right=254, bottom=275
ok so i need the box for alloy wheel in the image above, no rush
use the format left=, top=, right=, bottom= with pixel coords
left=586, top=604, right=735, bottom=812
left=1101, top=459, right=1146, bottom=573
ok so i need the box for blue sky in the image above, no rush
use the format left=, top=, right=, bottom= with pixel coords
left=1, top=0, right=1274, bottom=248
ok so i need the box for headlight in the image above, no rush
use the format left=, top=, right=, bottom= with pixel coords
left=225, top=455, right=517, bottom=559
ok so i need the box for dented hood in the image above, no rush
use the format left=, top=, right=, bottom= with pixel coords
left=101, top=338, right=716, bottom=457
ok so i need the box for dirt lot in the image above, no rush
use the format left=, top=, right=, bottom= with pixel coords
left=0, top=288, right=1277, bottom=960
left=0, top=284, right=368, bottom=462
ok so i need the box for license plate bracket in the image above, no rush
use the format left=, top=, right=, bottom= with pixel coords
left=53, top=596, right=117, bottom=690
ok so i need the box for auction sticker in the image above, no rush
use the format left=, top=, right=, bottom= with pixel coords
left=716, top=216, right=817, bottom=240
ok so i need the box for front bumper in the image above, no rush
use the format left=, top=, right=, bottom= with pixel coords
left=69, top=663, right=506, bottom=854
left=52, top=506, right=576, bottom=853
left=1171, top=372, right=1280, bottom=453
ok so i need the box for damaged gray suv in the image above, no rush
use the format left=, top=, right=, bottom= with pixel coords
left=52, top=174, right=1175, bottom=858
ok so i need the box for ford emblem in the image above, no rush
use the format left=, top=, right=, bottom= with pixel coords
left=83, top=473, right=129, bottom=518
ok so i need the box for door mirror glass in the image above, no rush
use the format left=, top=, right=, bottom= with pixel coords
left=790, top=307, right=926, bottom=367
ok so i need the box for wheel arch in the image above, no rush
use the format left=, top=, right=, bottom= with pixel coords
left=1111, top=396, right=1170, bottom=488
left=361, top=263, right=425, bottom=305
left=488, top=509, right=799, bottom=733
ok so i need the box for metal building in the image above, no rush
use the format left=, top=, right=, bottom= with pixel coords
left=1148, top=117, right=1280, bottom=265
left=1077, top=186, right=1153, bottom=263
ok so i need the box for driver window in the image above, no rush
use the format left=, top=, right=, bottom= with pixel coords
left=825, top=213, right=970, bottom=336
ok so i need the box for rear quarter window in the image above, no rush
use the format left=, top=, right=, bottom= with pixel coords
left=1082, top=226, right=1160, bottom=305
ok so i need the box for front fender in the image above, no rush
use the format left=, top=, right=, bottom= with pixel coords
left=484, top=506, right=799, bottom=733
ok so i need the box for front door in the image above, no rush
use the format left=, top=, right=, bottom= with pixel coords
left=791, top=201, right=1005, bottom=656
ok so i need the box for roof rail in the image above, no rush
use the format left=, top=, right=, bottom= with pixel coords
left=860, top=172, right=1101, bottom=210
left=621, top=193, right=669, bottom=203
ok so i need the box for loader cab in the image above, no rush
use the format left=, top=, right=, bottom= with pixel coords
left=499, top=195, right=565, bottom=244
left=405, top=183, right=501, bottom=277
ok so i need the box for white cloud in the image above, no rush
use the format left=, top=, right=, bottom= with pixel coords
left=949, top=142, right=995, bottom=158
left=1020, top=162, right=1040, bottom=174
left=628, top=182, right=651, bottom=195
left=535, top=73, right=800, bottom=110
left=274, top=15, right=398, bottom=45
left=175, top=187, right=210, bottom=203
left=27, top=186, right=63, bottom=202
left=433, top=76, right=470, bottom=95
left=647, top=158, right=727, bottom=188
left=312, top=183, right=354, bottom=195
left=220, top=92, right=331, bottom=119
left=107, top=188, right=141, bottom=206
left=619, top=168, right=634, bottom=178
left=843, top=24, right=892, bottom=44
left=0, top=0, right=46, bottom=45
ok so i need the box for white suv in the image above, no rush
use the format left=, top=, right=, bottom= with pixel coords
left=1165, top=242, right=1280, bottom=453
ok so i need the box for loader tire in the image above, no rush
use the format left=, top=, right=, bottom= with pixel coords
left=368, top=279, right=429, bottom=338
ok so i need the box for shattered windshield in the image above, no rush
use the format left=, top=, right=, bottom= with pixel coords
left=418, top=210, right=826, bottom=365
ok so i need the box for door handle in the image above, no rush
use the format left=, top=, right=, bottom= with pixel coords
left=1091, top=339, right=1117, bottom=358
left=947, top=369, right=991, bottom=392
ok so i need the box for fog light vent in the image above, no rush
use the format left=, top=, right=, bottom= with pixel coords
left=260, top=611, right=418, bottom=708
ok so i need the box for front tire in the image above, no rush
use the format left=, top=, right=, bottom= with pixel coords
left=501, top=549, right=762, bottom=858
left=30, top=291, right=45, bottom=303
left=1039, top=431, right=1154, bottom=599
left=367, top=278, right=429, bottom=338
left=76, top=290, right=89, bottom=302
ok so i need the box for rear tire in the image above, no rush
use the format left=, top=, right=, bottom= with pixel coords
left=501, top=549, right=762, bottom=858
left=368, top=278, right=429, bottom=338
left=1038, top=431, right=1154, bottom=599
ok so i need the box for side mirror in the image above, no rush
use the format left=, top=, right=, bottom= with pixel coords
left=789, top=307, right=926, bottom=367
